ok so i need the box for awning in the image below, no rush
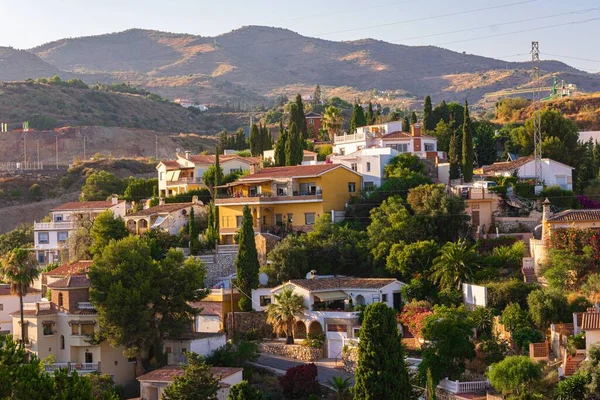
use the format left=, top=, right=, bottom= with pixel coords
left=314, top=291, right=348, bottom=302
left=151, top=216, right=168, bottom=228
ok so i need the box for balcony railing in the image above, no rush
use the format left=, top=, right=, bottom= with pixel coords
left=23, top=302, right=53, bottom=311
left=77, top=302, right=95, bottom=310
left=438, top=378, right=491, bottom=394
left=45, top=362, right=100, bottom=374
left=167, top=177, right=200, bottom=185
left=216, top=192, right=322, bottom=205
left=34, top=221, right=77, bottom=230
left=334, top=132, right=366, bottom=144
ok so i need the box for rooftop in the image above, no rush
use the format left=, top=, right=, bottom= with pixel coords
left=127, top=202, right=197, bottom=217
left=137, top=365, right=242, bottom=383
left=44, top=261, right=93, bottom=277
left=47, top=275, right=90, bottom=289
left=581, top=312, right=600, bottom=330
left=547, top=209, right=600, bottom=222
left=51, top=200, right=124, bottom=212
left=0, top=284, right=41, bottom=296
left=305, top=112, right=322, bottom=118
left=287, top=277, right=398, bottom=292
left=480, top=156, right=535, bottom=174
left=237, top=164, right=346, bottom=180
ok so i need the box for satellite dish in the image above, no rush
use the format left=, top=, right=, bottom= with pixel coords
left=258, top=273, right=269, bottom=287
left=305, top=272, right=313, bottom=279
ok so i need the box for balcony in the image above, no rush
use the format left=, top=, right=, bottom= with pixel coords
left=334, top=132, right=366, bottom=144
left=77, top=302, right=95, bottom=310
left=216, top=192, right=322, bottom=206
left=23, top=302, right=53, bottom=312
left=34, top=221, right=77, bottom=230
left=45, top=362, right=100, bottom=374
left=166, top=177, right=200, bottom=186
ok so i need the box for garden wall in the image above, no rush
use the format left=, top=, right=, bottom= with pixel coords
left=495, top=217, right=539, bottom=233
left=259, top=342, right=323, bottom=362
left=226, top=311, right=272, bottom=340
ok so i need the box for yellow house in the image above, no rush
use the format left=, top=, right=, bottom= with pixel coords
left=215, top=164, right=362, bottom=243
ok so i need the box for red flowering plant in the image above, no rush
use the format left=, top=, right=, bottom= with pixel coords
left=397, top=300, right=433, bottom=341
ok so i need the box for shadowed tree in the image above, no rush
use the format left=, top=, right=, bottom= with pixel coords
left=235, top=205, right=260, bottom=311
left=461, top=100, right=474, bottom=182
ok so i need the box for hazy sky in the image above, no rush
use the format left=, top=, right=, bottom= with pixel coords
left=0, top=0, right=599, bottom=71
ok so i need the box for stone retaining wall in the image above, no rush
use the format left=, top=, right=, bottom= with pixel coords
left=259, top=342, right=323, bottom=362
left=204, top=253, right=236, bottom=287
left=342, top=346, right=358, bottom=373
left=226, top=311, right=273, bottom=340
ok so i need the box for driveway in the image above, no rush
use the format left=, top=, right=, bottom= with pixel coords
left=255, top=353, right=354, bottom=387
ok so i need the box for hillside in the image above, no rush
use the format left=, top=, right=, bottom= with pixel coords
left=0, top=47, right=67, bottom=81
left=0, top=81, right=251, bottom=133
left=24, top=26, right=600, bottom=104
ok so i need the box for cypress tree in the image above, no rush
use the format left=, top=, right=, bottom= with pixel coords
left=286, top=122, right=303, bottom=166
left=260, top=124, right=272, bottom=151
left=423, top=95, right=433, bottom=131
left=249, top=123, right=260, bottom=156
left=403, top=115, right=410, bottom=132
left=426, top=368, right=436, bottom=400
left=462, top=100, right=474, bottom=182
left=188, top=206, right=200, bottom=255
left=214, top=150, right=220, bottom=234
left=354, top=302, right=413, bottom=400
left=313, top=85, right=322, bottom=106
left=350, top=104, right=367, bottom=133
left=375, top=108, right=381, bottom=123
left=294, top=94, right=308, bottom=141
left=274, top=121, right=287, bottom=166
left=449, top=132, right=461, bottom=180
left=235, top=205, right=260, bottom=311
left=411, top=111, right=418, bottom=124
left=366, top=102, right=375, bottom=125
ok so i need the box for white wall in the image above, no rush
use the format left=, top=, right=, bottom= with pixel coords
left=190, top=334, right=227, bottom=356
left=586, top=330, right=600, bottom=353
left=438, top=163, right=450, bottom=185
left=217, top=370, right=244, bottom=400
left=0, top=292, right=42, bottom=333
left=462, top=283, right=488, bottom=308
left=251, top=288, right=273, bottom=312
left=518, top=160, right=573, bottom=190
left=196, top=315, right=221, bottom=333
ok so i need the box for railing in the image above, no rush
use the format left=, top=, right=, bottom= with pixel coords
left=34, top=221, right=77, bottom=230
left=167, top=177, right=199, bottom=185
left=438, top=378, right=491, bottom=394
left=45, top=362, right=100, bottom=374
left=216, top=193, right=322, bottom=205
left=77, top=302, right=95, bottom=310
left=334, top=132, right=366, bottom=143
left=23, top=302, right=52, bottom=311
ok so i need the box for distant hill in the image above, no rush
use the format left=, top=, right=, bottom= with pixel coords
left=0, top=81, right=251, bottom=133
left=0, top=47, right=67, bottom=81
left=23, top=26, right=600, bottom=105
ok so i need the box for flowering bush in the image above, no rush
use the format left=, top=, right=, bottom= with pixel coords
left=578, top=195, right=600, bottom=209
left=397, top=300, right=432, bottom=340
left=279, top=363, right=318, bottom=399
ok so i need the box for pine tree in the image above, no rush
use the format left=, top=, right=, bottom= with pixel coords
left=423, top=95, right=433, bottom=131
left=274, top=121, right=288, bottom=166
left=403, top=115, right=410, bottom=132
left=286, top=122, right=303, bottom=166
left=350, top=104, right=367, bottom=133
left=295, top=94, right=308, bottom=141
left=249, top=124, right=260, bottom=156
left=449, top=132, right=461, bottom=180
left=235, top=205, right=260, bottom=311
left=366, top=102, right=375, bottom=125
left=313, top=85, right=322, bottom=106
left=411, top=111, right=418, bottom=124
left=462, top=100, right=474, bottom=182
left=354, top=302, right=413, bottom=400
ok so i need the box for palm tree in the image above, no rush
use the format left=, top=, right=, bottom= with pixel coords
left=327, top=376, right=352, bottom=400
left=266, top=286, right=306, bottom=344
left=430, top=239, right=480, bottom=291
left=1, top=248, right=40, bottom=344
left=322, top=106, right=344, bottom=142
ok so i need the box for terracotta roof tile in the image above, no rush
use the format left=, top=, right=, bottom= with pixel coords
left=0, top=284, right=41, bottom=296
left=547, top=209, right=600, bottom=222
left=190, top=301, right=223, bottom=317
left=582, top=312, right=600, bottom=330
left=137, top=365, right=241, bottom=382
left=480, top=156, right=535, bottom=174
left=288, top=277, right=398, bottom=291
left=44, top=261, right=93, bottom=277
left=127, top=202, right=196, bottom=217
left=160, top=161, right=181, bottom=170
left=305, top=112, right=322, bottom=118
left=51, top=200, right=124, bottom=211
left=238, top=164, right=343, bottom=180
left=47, top=275, right=90, bottom=289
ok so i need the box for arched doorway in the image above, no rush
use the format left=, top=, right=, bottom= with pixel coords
left=294, top=320, right=307, bottom=339
left=355, top=295, right=366, bottom=306
left=308, top=321, right=323, bottom=336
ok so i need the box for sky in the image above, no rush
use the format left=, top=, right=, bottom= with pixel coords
left=0, top=0, right=599, bottom=72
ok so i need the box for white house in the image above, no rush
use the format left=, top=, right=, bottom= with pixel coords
left=330, top=146, right=399, bottom=190
left=33, top=197, right=126, bottom=266
left=581, top=311, right=600, bottom=354
left=254, top=275, right=405, bottom=359
left=262, top=149, right=318, bottom=165
left=138, top=365, right=243, bottom=400
left=123, top=197, right=205, bottom=235
left=0, top=285, right=42, bottom=334
left=156, top=152, right=259, bottom=197
left=163, top=332, right=226, bottom=365
left=477, top=156, right=574, bottom=190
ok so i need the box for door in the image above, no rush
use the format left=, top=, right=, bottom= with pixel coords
left=85, top=352, right=93, bottom=363
left=393, top=292, right=402, bottom=311
left=328, top=339, right=344, bottom=359
left=472, top=211, right=480, bottom=227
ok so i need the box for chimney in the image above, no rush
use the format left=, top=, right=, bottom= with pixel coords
left=411, top=123, right=421, bottom=137
left=159, top=197, right=165, bottom=206
left=185, top=151, right=191, bottom=160
left=111, top=194, right=118, bottom=205
left=542, top=198, right=552, bottom=241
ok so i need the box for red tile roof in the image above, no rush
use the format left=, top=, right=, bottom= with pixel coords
left=137, top=365, right=242, bottom=383
left=0, top=284, right=41, bottom=296
left=44, top=261, right=93, bottom=277
left=51, top=200, right=123, bottom=211
left=238, top=164, right=344, bottom=180
left=288, top=277, right=398, bottom=291
left=547, top=209, right=600, bottom=222
left=582, top=312, right=600, bottom=330
left=159, top=160, right=181, bottom=170
left=190, top=301, right=223, bottom=317
left=480, top=156, right=535, bottom=175
left=47, top=275, right=90, bottom=289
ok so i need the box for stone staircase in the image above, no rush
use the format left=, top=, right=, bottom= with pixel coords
left=564, top=354, right=585, bottom=377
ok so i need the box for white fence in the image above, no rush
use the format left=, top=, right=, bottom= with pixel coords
left=438, top=378, right=491, bottom=394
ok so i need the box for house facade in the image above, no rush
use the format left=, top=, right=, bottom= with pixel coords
left=11, top=275, right=135, bottom=385
left=305, top=112, right=322, bottom=137
left=156, top=152, right=259, bottom=197
left=451, top=186, right=501, bottom=235
left=163, top=332, right=226, bottom=365
left=476, top=157, right=574, bottom=190
left=253, top=276, right=405, bottom=359
left=330, top=146, right=399, bottom=190
left=215, top=164, right=362, bottom=242
left=0, top=285, right=42, bottom=334
left=262, top=149, right=318, bottom=165
left=190, top=289, right=242, bottom=333
left=123, top=197, right=205, bottom=235
left=33, top=197, right=126, bottom=266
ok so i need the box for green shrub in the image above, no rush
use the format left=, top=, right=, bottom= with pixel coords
left=514, top=184, right=535, bottom=199
left=302, top=333, right=325, bottom=349
left=486, top=280, right=537, bottom=311
left=540, top=185, right=577, bottom=209
left=28, top=184, right=42, bottom=200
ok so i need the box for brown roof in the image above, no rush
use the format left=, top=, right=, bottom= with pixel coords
left=480, top=156, right=534, bottom=174
left=47, top=275, right=90, bottom=289
left=137, top=365, right=241, bottom=383
left=288, top=277, right=398, bottom=291
left=0, top=284, right=41, bottom=296
left=547, top=209, right=600, bottom=222
left=51, top=200, right=123, bottom=212
left=582, top=312, right=600, bottom=330
left=190, top=301, right=223, bottom=317
left=45, top=261, right=93, bottom=277
left=305, top=112, right=322, bottom=118
left=238, top=164, right=344, bottom=180
left=159, top=160, right=181, bottom=170
left=127, top=202, right=194, bottom=217
left=10, top=305, right=57, bottom=317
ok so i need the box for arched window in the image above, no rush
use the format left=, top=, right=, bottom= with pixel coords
left=58, top=293, right=63, bottom=307
left=60, top=335, right=65, bottom=349
left=355, top=295, right=366, bottom=306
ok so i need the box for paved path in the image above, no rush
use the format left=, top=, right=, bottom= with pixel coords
left=255, top=353, right=354, bottom=386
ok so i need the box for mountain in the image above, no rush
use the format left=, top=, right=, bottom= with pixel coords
left=0, top=47, right=68, bottom=81
left=16, top=26, right=600, bottom=104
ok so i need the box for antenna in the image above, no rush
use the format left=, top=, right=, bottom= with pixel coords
left=531, top=41, right=542, bottom=184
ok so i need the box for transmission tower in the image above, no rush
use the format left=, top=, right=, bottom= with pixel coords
left=531, top=41, right=542, bottom=184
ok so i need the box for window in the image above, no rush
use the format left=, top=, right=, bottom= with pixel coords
left=364, top=182, right=374, bottom=191
left=249, top=186, right=262, bottom=196
left=275, top=214, right=283, bottom=226
left=387, top=143, right=408, bottom=153
left=348, top=182, right=356, bottom=193
left=339, top=148, right=345, bottom=155
left=43, top=323, right=54, bottom=336
left=371, top=294, right=380, bottom=303
left=287, top=213, right=293, bottom=223
left=71, top=324, right=79, bottom=335
left=57, top=231, right=68, bottom=242
left=165, top=347, right=172, bottom=354
left=54, top=214, right=63, bottom=222
left=366, top=162, right=371, bottom=172
left=305, top=213, right=316, bottom=225
left=262, top=216, right=267, bottom=226
left=327, top=324, right=347, bottom=332
left=260, top=296, right=272, bottom=307
left=299, top=183, right=316, bottom=195
left=236, top=216, right=243, bottom=228
left=353, top=328, right=361, bottom=338
left=58, top=293, right=64, bottom=307
left=351, top=163, right=358, bottom=172
left=85, top=352, right=93, bottom=363
left=424, top=143, right=435, bottom=151
left=382, top=294, right=388, bottom=302
left=309, top=118, right=314, bottom=125
left=81, top=323, right=95, bottom=335
left=276, top=184, right=288, bottom=196
left=0, top=304, right=3, bottom=311
left=160, top=172, right=164, bottom=181
left=38, top=232, right=49, bottom=244
left=181, top=348, right=187, bottom=354
left=38, top=254, right=45, bottom=264
left=60, top=335, right=65, bottom=349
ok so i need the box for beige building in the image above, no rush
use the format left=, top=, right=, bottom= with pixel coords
left=0, top=285, right=42, bottom=334
left=11, top=275, right=136, bottom=386
left=123, top=197, right=205, bottom=235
